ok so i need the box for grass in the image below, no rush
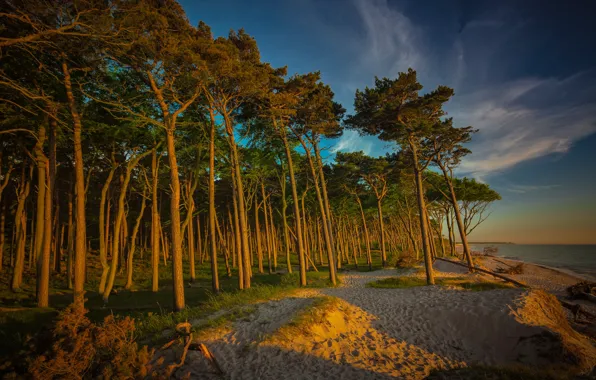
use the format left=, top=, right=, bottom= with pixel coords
left=263, top=296, right=342, bottom=342
left=367, top=276, right=515, bottom=291
left=0, top=251, right=343, bottom=359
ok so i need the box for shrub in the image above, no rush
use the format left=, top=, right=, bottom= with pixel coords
left=28, top=304, right=152, bottom=379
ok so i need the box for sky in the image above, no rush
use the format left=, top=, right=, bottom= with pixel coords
left=180, top=0, right=596, bottom=244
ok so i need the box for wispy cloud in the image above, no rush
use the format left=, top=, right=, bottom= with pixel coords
left=450, top=70, right=596, bottom=178
left=331, top=130, right=374, bottom=155
left=506, top=184, right=561, bottom=194
left=351, top=0, right=423, bottom=79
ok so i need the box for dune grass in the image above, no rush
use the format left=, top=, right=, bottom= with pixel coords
left=367, top=276, right=514, bottom=291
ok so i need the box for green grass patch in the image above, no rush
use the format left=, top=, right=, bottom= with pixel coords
left=367, top=276, right=514, bottom=291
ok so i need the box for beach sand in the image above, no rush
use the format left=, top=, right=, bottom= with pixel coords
left=155, top=258, right=596, bottom=379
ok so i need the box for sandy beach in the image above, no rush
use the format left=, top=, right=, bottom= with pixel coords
left=156, top=258, right=596, bottom=379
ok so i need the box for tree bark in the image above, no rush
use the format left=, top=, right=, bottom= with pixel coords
left=410, top=140, right=435, bottom=285
left=208, top=109, right=219, bottom=292
left=280, top=131, right=306, bottom=286
left=98, top=157, right=117, bottom=293
left=62, top=61, right=86, bottom=308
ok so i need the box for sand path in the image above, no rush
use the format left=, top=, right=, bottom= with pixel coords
left=165, top=264, right=564, bottom=379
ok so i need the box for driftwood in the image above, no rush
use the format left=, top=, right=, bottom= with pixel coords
left=160, top=322, right=223, bottom=377
left=560, top=300, right=596, bottom=321
left=567, top=282, right=596, bottom=304
left=436, top=257, right=527, bottom=288
left=493, top=258, right=525, bottom=274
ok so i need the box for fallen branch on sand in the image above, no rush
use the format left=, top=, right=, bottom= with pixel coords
left=560, top=300, right=596, bottom=322
left=567, top=282, right=596, bottom=304
left=435, top=257, right=527, bottom=288
left=160, top=322, right=223, bottom=377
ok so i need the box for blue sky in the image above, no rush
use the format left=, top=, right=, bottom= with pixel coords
left=181, top=0, right=596, bottom=244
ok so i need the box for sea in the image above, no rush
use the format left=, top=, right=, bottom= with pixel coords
left=469, top=244, right=596, bottom=280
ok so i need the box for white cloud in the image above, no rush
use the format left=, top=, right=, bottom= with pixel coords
left=449, top=72, right=596, bottom=178
left=351, top=0, right=423, bottom=78
left=331, top=130, right=373, bottom=155
left=506, top=184, right=561, bottom=194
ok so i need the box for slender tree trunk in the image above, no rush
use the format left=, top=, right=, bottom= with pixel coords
left=125, top=188, right=146, bottom=289
left=376, top=198, right=387, bottom=267
left=103, top=150, right=151, bottom=303
left=440, top=166, right=474, bottom=271
left=151, top=150, right=160, bottom=292
left=225, top=114, right=250, bottom=289
left=231, top=174, right=244, bottom=289
left=280, top=130, right=306, bottom=286
left=66, top=190, right=73, bottom=289
left=410, top=141, right=434, bottom=285
left=62, top=61, right=86, bottom=308
left=312, top=139, right=337, bottom=274
left=37, top=162, right=51, bottom=307
left=280, top=166, right=292, bottom=274
left=208, top=110, right=219, bottom=292
left=11, top=164, right=32, bottom=291
left=254, top=197, right=264, bottom=274
left=356, top=197, right=372, bottom=270
left=98, top=160, right=116, bottom=293
left=164, top=129, right=185, bottom=310
left=261, top=184, right=272, bottom=274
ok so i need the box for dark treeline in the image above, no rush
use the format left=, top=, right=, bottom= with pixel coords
left=0, top=0, right=500, bottom=311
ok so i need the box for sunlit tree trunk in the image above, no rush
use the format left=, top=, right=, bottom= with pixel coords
left=125, top=187, right=146, bottom=289
left=151, top=149, right=160, bottom=292
left=37, top=162, right=51, bottom=307
left=98, top=157, right=116, bottom=294
left=62, top=61, right=87, bottom=308
left=410, top=139, right=434, bottom=285
left=280, top=129, right=306, bottom=286
left=208, top=110, right=219, bottom=292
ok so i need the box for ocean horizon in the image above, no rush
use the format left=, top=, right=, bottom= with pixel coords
left=469, top=243, right=596, bottom=280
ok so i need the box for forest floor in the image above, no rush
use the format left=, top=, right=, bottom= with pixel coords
left=158, top=260, right=596, bottom=380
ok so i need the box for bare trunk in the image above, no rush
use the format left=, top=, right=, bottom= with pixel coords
left=165, top=129, right=185, bottom=310
left=410, top=140, right=434, bottom=285
left=125, top=188, right=146, bottom=289
left=37, top=162, right=51, bottom=307
left=62, top=61, right=86, bottom=308
left=209, top=110, right=219, bottom=292
left=98, top=160, right=116, bottom=293
left=280, top=131, right=306, bottom=286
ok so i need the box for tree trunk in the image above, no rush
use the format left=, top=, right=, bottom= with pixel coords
left=376, top=198, right=387, bottom=267
left=312, top=139, right=337, bottom=274
left=225, top=114, right=250, bottom=289
left=98, top=160, right=116, bottom=293
left=356, top=197, right=372, bottom=270
left=103, top=150, right=151, bottom=303
left=280, top=131, right=306, bottom=286
left=232, top=190, right=244, bottom=289
left=125, top=188, right=146, bottom=289
left=410, top=140, right=434, bottom=285
left=441, top=166, right=474, bottom=271
left=62, top=61, right=86, bottom=308
left=37, top=162, right=51, bottom=307
left=151, top=149, right=160, bottom=292
left=209, top=110, right=219, bottom=292
left=165, top=129, right=185, bottom=310
left=254, top=197, right=264, bottom=274
left=11, top=164, right=32, bottom=291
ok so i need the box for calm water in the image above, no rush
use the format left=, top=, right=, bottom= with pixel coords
left=469, top=244, right=596, bottom=280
